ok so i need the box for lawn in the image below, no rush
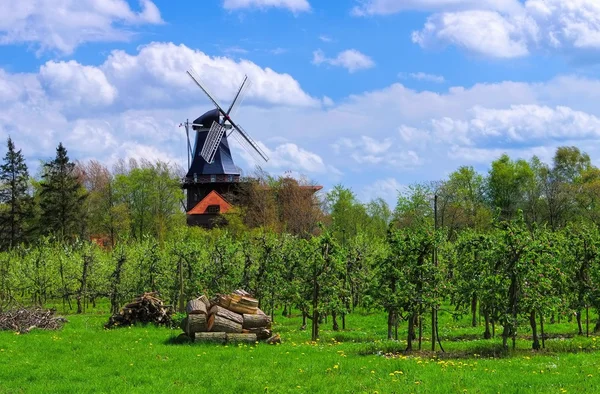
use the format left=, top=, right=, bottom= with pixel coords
left=1, top=305, right=600, bottom=393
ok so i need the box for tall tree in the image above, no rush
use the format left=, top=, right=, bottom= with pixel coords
left=0, top=137, right=32, bottom=249
left=486, top=154, right=534, bottom=220
left=39, top=143, right=86, bottom=242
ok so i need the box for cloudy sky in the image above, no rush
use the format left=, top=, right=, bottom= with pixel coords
left=2, top=0, right=600, bottom=205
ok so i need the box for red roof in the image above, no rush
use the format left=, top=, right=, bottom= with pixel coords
left=187, top=190, right=232, bottom=215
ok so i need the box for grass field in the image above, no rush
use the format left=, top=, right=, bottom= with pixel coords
left=1, top=305, right=600, bottom=393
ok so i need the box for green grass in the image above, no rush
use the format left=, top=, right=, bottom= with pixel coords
left=1, top=305, right=600, bottom=393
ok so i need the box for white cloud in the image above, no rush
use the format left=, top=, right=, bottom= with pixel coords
left=319, top=35, right=334, bottom=42
left=351, top=0, right=522, bottom=16
left=359, top=178, right=406, bottom=207
left=410, top=0, right=600, bottom=58
left=223, top=0, right=310, bottom=12
left=0, top=0, right=163, bottom=55
left=236, top=141, right=327, bottom=175
left=39, top=60, right=117, bottom=109
left=413, top=10, right=535, bottom=58
left=399, top=72, right=446, bottom=83
left=312, top=49, right=375, bottom=73
left=100, top=42, right=319, bottom=109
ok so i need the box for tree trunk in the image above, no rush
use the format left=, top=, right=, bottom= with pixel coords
left=406, top=311, right=416, bottom=351
left=586, top=307, right=590, bottom=337
left=530, top=310, right=540, bottom=350
left=471, top=294, right=478, bottom=327
left=332, top=311, right=339, bottom=331
left=311, top=271, right=319, bottom=341
left=387, top=310, right=394, bottom=340
left=540, top=313, right=545, bottom=349
left=483, top=309, right=491, bottom=339
left=301, top=311, right=307, bottom=331
left=502, top=325, right=510, bottom=350
left=76, top=254, right=91, bottom=314
left=418, top=312, right=423, bottom=351
left=431, top=307, right=436, bottom=351
left=577, top=310, right=583, bottom=335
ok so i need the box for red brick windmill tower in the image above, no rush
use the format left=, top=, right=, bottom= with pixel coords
left=182, top=69, right=269, bottom=227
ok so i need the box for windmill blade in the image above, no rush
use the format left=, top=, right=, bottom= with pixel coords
left=226, top=76, right=252, bottom=119
left=201, top=121, right=227, bottom=164
left=186, top=69, right=227, bottom=115
left=231, top=124, right=269, bottom=163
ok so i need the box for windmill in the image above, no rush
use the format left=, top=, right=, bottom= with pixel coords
left=181, top=68, right=269, bottom=226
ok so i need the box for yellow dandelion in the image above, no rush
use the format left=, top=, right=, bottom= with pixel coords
left=334, top=365, right=339, bottom=369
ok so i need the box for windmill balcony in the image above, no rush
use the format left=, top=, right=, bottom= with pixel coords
left=181, top=174, right=240, bottom=186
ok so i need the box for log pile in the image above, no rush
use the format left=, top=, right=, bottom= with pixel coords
left=0, top=308, right=67, bottom=333
left=105, top=292, right=172, bottom=328
left=182, top=290, right=273, bottom=344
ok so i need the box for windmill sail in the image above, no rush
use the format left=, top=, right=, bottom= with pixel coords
left=201, top=121, right=227, bottom=164
left=231, top=123, right=269, bottom=162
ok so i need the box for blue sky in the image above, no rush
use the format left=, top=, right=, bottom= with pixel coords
left=2, top=0, right=600, bottom=206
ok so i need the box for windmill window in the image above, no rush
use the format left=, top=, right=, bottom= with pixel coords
left=210, top=175, right=216, bottom=183
left=227, top=175, right=233, bottom=182
left=207, top=205, right=220, bottom=214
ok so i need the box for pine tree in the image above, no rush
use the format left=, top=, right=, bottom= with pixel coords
left=0, top=137, right=32, bottom=249
left=39, top=143, right=86, bottom=242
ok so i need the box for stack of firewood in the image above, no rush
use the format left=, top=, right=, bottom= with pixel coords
left=182, top=290, right=273, bottom=344
left=105, top=292, right=172, bottom=328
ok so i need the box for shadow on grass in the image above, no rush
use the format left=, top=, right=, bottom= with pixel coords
left=163, top=333, right=193, bottom=345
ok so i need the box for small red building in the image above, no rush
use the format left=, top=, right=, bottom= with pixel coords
left=186, top=190, right=232, bottom=228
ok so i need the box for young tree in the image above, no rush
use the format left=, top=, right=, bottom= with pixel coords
left=39, top=143, right=87, bottom=242
left=0, top=137, right=32, bottom=249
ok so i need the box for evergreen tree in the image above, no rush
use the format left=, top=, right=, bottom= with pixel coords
left=39, top=143, right=86, bottom=242
left=0, top=137, right=32, bottom=249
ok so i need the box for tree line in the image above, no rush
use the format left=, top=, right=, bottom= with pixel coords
left=1, top=139, right=600, bottom=351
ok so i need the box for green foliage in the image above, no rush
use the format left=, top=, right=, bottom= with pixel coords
left=39, top=143, right=87, bottom=242
left=0, top=137, right=32, bottom=249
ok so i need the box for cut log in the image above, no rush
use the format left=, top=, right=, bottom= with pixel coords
left=226, top=333, right=257, bottom=344
left=243, top=327, right=272, bottom=340
left=209, top=305, right=243, bottom=325
left=186, top=314, right=207, bottom=334
left=186, top=298, right=207, bottom=315
left=215, top=295, right=231, bottom=309
left=232, top=289, right=251, bottom=297
left=230, top=294, right=259, bottom=309
left=228, top=299, right=258, bottom=315
left=242, top=313, right=270, bottom=329
left=197, top=295, right=211, bottom=310
left=194, top=332, right=226, bottom=344
left=208, top=314, right=242, bottom=333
